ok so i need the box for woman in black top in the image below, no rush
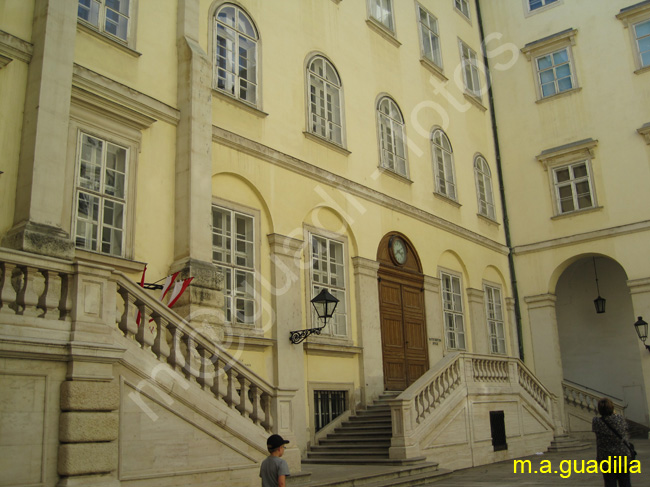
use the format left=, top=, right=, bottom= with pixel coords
left=592, top=397, right=632, bottom=487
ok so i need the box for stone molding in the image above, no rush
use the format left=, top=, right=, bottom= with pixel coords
left=0, top=29, right=33, bottom=64
left=213, top=126, right=509, bottom=255
left=466, top=287, right=485, bottom=304
left=627, top=277, right=650, bottom=295
left=268, top=233, right=304, bottom=258
left=524, top=293, right=557, bottom=309
left=536, top=138, right=598, bottom=170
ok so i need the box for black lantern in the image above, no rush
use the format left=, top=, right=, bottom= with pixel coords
left=634, top=316, right=650, bottom=351
left=592, top=257, right=606, bottom=314
left=289, top=289, right=339, bottom=344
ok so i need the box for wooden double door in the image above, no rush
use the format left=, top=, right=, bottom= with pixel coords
left=379, top=273, right=429, bottom=391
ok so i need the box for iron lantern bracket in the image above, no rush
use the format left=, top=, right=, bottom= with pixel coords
left=289, top=326, right=326, bottom=345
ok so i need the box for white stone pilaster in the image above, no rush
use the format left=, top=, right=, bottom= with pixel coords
left=423, top=275, right=444, bottom=364
left=627, top=277, right=650, bottom=424
left=467, top=288, right=488, bottom=355
left=268, top=234, right=304, bottom=471
left=3, top=0, right=78, bottom=258
left=352, top=257, right=383, bottom=405
left=524, top=293, right=565, bottom=433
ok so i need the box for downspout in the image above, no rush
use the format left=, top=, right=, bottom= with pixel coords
left=475, top=0, right=525, bottom=360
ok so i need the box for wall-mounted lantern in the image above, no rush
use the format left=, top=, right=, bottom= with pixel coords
left=634, top=316, right=650, bottom=352
left=289, top=289, right=339, bottom=344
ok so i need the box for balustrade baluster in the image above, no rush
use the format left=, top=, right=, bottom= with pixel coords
left=250, top=385, right=262, bottom=425
left=224, top=367, right=237, bottom=409
left=10, top=265, right=25, bottom=314
left=167, top=324, right=186, bottom=374
left=211, top=357, right=224, bottom=403
left=59, top=273, right=72, bottom=321
left=196, top=345, right=212, bottom=392
left=237, top=376, right=252, bottom=418
left=135, top=302, right=153, bottom=351
left=261, top=393, right=272, bottom=431
left=152, top=317, right=171, bottom=362
left=181, top=334, right=199, bottom=383
left=0, top=263, right=18, bottom=313
left=40, top=270, right=61, bottom=319
left=22, top=266, right=44, bottom=317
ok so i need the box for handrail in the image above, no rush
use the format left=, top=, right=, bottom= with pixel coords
left=563, top=378, right=624, bottom=402
left=562, top=380, right=625, bottom=416
left=1, top=249, right=276, bottom=431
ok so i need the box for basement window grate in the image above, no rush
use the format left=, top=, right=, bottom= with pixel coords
left=314, top=390, right=347, bottom=432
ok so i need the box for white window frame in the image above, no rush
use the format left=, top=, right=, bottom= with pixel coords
left=77, top=0, right=137, bottom=50
left=484, top=284, right=506, bottom=355
left=377, top=96, right=409, bottom=178
left=431, top=129, right=457, bottom=201
left=454, top=0, right=471, bottom=20
left=536, top=138, right=599, bottom=217
left=440, top=270, right=466, bottom=351
left=523, top=0, right=562, bottom=16
left=617, top=3, right=650, bottom=73
left=367, top=0, right=396, bottom=33
left=474, top=155, right=496, bottom=220
left=73, top=132, right=129, bottom=258
left=308, top=231, right=348, bottom=339
left=522, top=29, right=579, bottom=101
left=213, top=3, right=259, bottom=106
left=211, top=203, right=259, bottom=328
left=459, top=40, right=482, bottom=99
left=306, top=55, right=345, bottom=147
left=416, top=4, right=443, bottom=70
left=551, top=161, right=596, bottom=215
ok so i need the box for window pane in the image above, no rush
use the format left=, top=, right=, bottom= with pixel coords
left=553, top=49, right=568, bottom=64
left=78, top=0, right=100, bottom=25
left=537, top=55, right=552, bottom=70
left=557, top=76, right=573, bottom=92
left=572, top=163, right=587, bottom=178
left=634, top=20, right=650, bottom=38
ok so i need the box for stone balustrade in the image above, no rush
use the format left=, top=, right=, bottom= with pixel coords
left=1, top=249, right=276, bottom=433
left=563, top=380, right=625, bottom=416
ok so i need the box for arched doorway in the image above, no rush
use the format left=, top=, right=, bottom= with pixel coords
left=556, top=256, right=648, bottom=425
left=377, top=233, right=429, bottom=391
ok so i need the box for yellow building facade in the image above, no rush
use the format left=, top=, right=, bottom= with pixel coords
left=0, top=0, right=647, bottom=486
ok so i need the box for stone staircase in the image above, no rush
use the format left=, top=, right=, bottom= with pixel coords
left=304, top=393, right=426, bottom=466
left=547, top=434, right=591, bottom=452
left=627, top=419, right=650, bottom=439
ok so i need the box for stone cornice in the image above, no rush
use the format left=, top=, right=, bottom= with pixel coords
left=0, top=29, right=33, bottom=64
left=523, top=294, right=557, bottom=308
left=512, top=219, right=650, bottom=255
left=213, top=126, right=509, bottom=255
left=616, top=0, right=650, bottom=25
left=267, top=233, right=304, bottom=257
left=521, top=28, right=577, bottom=59
left=536, top=138, right=598, bottom=170
left=72, top=64, right=180, bottom=127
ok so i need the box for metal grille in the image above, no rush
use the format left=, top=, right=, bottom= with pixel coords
left=314, top=390, right=347, bottom=432
left=490, top=410, right=508, bottom=451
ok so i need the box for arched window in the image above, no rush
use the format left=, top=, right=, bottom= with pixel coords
left=431, top=129, right=456, bottom=200
left=377, top=97, right=407, bottom=177
left=474, top=155, right=496, bottom=219
left=214, top=4, right=258, bottom=105
left=307, top=56, right=343, bottom=145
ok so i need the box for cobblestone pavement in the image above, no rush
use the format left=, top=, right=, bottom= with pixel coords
left=424, top=439, right=649, bottom=486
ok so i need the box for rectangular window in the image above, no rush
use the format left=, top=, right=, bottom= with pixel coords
left=536, top=48, right=574, bottom=98
left=212, top=206, right=255, bottom=325
left=460, top=41, right=481, bottom=98
left=528, top=0, right=558, bottom=11
left=311, top=234, right=347, bottom=337
left=454, top=0, right=470, bottom=20
left=441, top=272, right=466, bottom=350
left=74, top=133, right=128, bottom=257
left=314, top=390, right=347, bottom=432
left=77, top=0, right=130, bottom=42
left=417, top=5, right=442, bottom=68
left=485, top=285, right=506, bottom=355
left=553, top=161, right=595, bottom=214
left=369, top=0, right=395, bottom=32
left=635, top=19, right=650, bottom=68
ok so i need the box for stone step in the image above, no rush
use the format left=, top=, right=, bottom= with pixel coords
left=309, top=445, right=390, bottom=454
left=319, top=438, right=391, bottom=446
left=547, top=435, right=591, bottom=452
left=301, top=456, right=429, bottom=467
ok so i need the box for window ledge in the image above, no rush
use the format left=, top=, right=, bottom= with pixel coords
left=434, top=191, right=461, bottom=207
left=365, top=19, right=401, bottom=48
left=304, top=340, right=362, bottom=356
left=535, top=86, right=582, bottom=103
left=551, top=205, right=603, bottom=220
left=477, top=213, right=500, bottom=226
left=212, top=89, right=268, bottom=117
left=74, top=249, right=145, bottom=274
left=303, top=132, right=351, bottom=156
left=77, top=22, right=141, bottom=57
left=223, top=332, right=274, bottom=350
left=378, top=166, right=413, bottom=184
left=420, top=58, right=447, bottom=81
left=634, top=65, right=650, bottom=75
left=464, top=92, right=487, bottom=111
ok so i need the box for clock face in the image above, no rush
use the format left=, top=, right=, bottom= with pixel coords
left=391, top=237, right=407, bottom=265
